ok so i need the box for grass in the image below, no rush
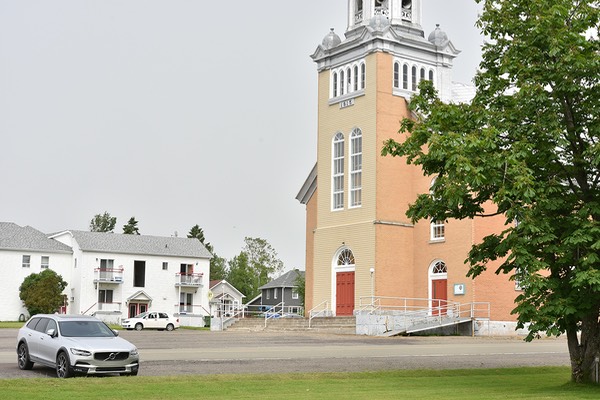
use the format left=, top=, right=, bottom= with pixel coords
left=0, top=368, right=598, bottom=399
left=0, top=321, right=25, bottom=329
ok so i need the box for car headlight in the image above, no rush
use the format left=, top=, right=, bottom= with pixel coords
left=130, top=348, right=139, bottom=356
left=70, top=348, right=91, bottom=357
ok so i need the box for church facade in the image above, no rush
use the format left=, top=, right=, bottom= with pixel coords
left=297, top=0, right=521, bottom=335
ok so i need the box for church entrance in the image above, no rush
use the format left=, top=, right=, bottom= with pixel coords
left=336, top=271, right=355, bottom=316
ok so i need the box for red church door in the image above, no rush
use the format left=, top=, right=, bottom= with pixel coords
left=336, top=271, right=355, bottom=316
left=432, top=279, right=447, bottom=316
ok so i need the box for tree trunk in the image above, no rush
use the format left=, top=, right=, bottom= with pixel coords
left=567, top=313, right=600, bottom=383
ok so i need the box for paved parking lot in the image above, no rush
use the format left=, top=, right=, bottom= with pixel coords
left=0, top=328, right=570, bottom=378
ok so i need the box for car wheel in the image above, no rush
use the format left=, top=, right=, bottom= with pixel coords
left=166, top=324, right=174, bottom=331
left=134, top=323, right=143, bottom=331
left=56, top=351, right=74, bottom=378
left=17, top=342, right=34, bottom=370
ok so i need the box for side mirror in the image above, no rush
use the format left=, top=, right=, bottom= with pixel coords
left=112, top=329, right=120, bottom=337
left=46, top=328, right=56, bottom=338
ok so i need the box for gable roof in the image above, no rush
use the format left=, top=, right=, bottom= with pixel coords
left=51, top=230, right=212, bottom=259
left=209, top=279, right=245, bottom=298
left=259, top=270, right=304, bottom=290
left=0, top=222, right=72, bottom=253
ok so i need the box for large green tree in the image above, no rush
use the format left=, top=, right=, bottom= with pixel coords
left=19, top=269, right=68, bottom=316
left=226, top=252, right=256, bottom=298
left=382, top=0, right=599, bottom=383
left=210, top=254, right=227, bottom=281
left=89, top=211, right=117, bottom=233
left=122, top=217, right=140, bottom=235
left=242, top=237, right=284, bottom=285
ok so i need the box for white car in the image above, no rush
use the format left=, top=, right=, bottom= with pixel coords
left=121, top=312, right=180, bottom=331
left=17, top=314, right=139, bottom=378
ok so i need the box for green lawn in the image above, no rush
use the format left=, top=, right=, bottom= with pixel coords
left=0, top=368, right=598, bottom=399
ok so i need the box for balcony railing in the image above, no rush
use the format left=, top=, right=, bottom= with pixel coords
left=96, top=302, right=122, bottom=312
left=94, top=267, right=124, bottom=283
left=175, top=272, right=203, bottom=287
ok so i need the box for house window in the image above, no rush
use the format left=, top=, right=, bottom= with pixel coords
left=292, top=288, right=299, bottom=300
left=22, top=255, right=30, bottom=268
left=266, top=290, right=270, bottom=300
left=98, top=289, right=113, bottom=304
left=420, top=67, right=425, bottom=83
left=350, top=128, right=362, bottom=207
left=179, top=292, right=193, bottom=313
left=134, top=261, right=146, bottom=287
left=338, top=249, right=355, bottom=266
left=332, top=132, right=345, bottom=210
left=429, top=69, right=434, bottom=82
left=432, top=261, right=447, bottom=274
left=274, top=288, right=278, bottom=300
left=100, top=259, right=114, bottom=270
left=41, top=256, right=49, bottom=269
left=162, top=262, right=168, bottom=271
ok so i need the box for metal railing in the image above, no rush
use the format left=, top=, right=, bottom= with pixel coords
left=94, top=267, right=124, bottom=283
left=175, top=272, right=203, bottom=286
left=308, top=300, right=332, bottom=328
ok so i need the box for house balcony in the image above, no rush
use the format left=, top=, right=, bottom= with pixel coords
left=175, top=272, right=203, bottom=287
left=96, top=302, right=122, bottom=313
left=94, top=267, right=124, bottom=284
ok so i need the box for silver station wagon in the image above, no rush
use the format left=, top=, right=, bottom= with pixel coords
left=17, top=314, right=139, bottom=378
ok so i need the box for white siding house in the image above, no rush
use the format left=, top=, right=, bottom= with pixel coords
left=0, top=223, right=73, bottom=321
left=0, top=223, right=212, bottom=327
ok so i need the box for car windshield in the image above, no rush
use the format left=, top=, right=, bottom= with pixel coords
left=59, top=321, right=116, bottom=337
left=133, top=312, right=148, bottom=318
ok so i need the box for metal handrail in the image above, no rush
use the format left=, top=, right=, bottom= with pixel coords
left=264, top=301, right=284, bottom=327
left=308, top=300, right=331, bottom=328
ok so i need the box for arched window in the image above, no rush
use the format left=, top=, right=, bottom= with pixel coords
left=350, top=128, right=362, bottom=207
left=340, top=70, right=345, bottom=95
left=420, top=67, right=425, bottom=83
left=429, top=69, right=434, bottom=82
left=332, top=132, right=345, bottom=210
left=429, top=177, right=445, bottom=240
left=411, top=65, right=417, bottom=91
left=346, top=67, right=352, bottom=93
left=432, top=261, right=447, bottom=274
left=402, top=64, right=408, bottom=89
left=393, top=62, right=400, bottom=88
left=333, top=72, right=338, bottom=97
left=353, top=65, right=359, bottom=91
left=337, top=248, right=356, bottom=267
left=360, top=63, right=366, bottom=89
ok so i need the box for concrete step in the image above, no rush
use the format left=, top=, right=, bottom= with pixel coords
left=226, top=316, right=356, bottom=334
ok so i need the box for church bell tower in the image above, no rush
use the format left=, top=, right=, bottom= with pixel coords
left=299, top=0, right=462, bottom=316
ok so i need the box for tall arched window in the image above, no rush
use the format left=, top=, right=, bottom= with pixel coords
left=360, top=63, right=366, bottom=89
left=333, top=72, right=338, bottom=97
left=393, top=62, right=400, bottom=88
left=411, top=65, right=417, bottom=91
left=332, top=132, right=345, bottom=210
left=402, top=64, right=408, bottom=89
left=346, top=67, right=352, bottom=93
left=339, top=70, right=345, bottom=96
left=420, top=67, right=425, bottom=83
left=350, top=128, right=362, bottom=207
left=353, top=65, right=359, bottom=91
left=428, top=69, right=434, bottom=82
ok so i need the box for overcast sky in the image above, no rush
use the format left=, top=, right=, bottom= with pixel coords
left=0, top=0, right=483, bottom=272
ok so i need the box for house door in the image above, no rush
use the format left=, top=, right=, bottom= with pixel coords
left=432, top=279, right=447, bottom=316
left=129, top=302, right=148, bottom=318
left=336, top=271, right=355, bottom=316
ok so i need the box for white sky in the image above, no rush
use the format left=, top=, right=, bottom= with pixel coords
left=0, top=0, right=483, bottom=271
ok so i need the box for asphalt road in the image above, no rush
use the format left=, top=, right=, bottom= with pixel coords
left=0, top=328, right=571, bottom=379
